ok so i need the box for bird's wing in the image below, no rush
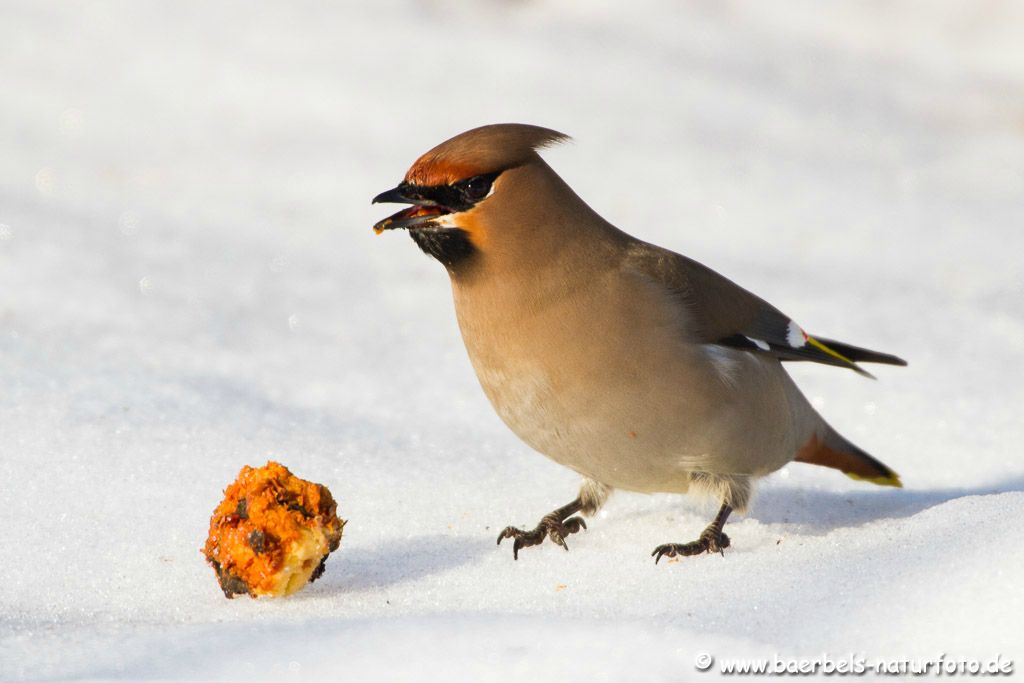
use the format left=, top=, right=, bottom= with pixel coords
left=624, top=242, right=905, bottom=378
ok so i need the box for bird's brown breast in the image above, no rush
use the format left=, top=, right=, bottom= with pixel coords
left=448, top=258, right=813, bottom=491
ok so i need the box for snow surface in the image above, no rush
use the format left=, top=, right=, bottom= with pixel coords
left=2, top=1, right=1023, bottom=680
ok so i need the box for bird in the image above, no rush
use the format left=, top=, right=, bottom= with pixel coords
left=372, top=123, right=906, bottom=563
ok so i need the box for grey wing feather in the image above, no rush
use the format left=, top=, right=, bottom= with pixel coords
left=624, top=241, right=902, bottom=376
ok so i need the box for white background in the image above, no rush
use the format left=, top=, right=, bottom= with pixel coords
left=1, top=1, right=1022, bottom=680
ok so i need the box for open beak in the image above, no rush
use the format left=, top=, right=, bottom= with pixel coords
left=372, top=185, right=451, bottom=234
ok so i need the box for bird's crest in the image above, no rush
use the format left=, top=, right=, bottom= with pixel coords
left=404, top=123, right=569, bottom=187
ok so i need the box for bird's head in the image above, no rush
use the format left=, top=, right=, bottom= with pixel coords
left=372, top=123, right=571, bottom=270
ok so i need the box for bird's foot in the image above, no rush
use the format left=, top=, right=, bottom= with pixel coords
left=497, top=510, right=587, bottom=560
left=652, top=527, right=730, bottom=564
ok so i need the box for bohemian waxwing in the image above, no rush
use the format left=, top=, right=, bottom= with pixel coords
left=373, top=123, right=906, bottom=563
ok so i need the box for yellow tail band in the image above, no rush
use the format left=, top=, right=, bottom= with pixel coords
left=806, top=335, right=856, bottom=366
left=846, top=471, right=903, bottom=488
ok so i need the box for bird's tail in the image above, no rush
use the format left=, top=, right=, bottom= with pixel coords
left=810, top=337, right=907, bottom=367
left=795, top=428, right=902, bottom=487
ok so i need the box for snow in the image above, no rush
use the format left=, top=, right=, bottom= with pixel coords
left=2, top=1, right=1023, bottom=680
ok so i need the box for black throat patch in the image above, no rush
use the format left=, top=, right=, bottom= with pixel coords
left=408, top=228, right=477, bottom=269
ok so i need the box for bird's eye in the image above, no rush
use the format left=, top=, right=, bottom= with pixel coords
left=460, top=174, right=496, bottom=203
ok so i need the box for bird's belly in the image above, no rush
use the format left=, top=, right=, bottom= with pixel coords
left=474, top=362, right=686, bottom=491
left=468, top=341, right=797, bottom=493
left=454, top=269, right=804, bottom=492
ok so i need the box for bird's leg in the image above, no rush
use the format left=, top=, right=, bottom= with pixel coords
left=497, top=497, right=588, bottom=560
left=652, top=503, right=733, bottom=564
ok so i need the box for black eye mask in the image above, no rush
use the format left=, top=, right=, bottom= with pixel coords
left=399, top=171, right=501, bottom=213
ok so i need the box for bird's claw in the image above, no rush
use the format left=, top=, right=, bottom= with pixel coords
left=652, top=528, right=730, bottom=564
left=497, top=512, right=587, bottom=560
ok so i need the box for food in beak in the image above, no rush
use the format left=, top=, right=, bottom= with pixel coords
left=373, top=205, right=449, bottom=234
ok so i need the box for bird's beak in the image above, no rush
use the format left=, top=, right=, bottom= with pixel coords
left=372, top=185, right=450, bottom=234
